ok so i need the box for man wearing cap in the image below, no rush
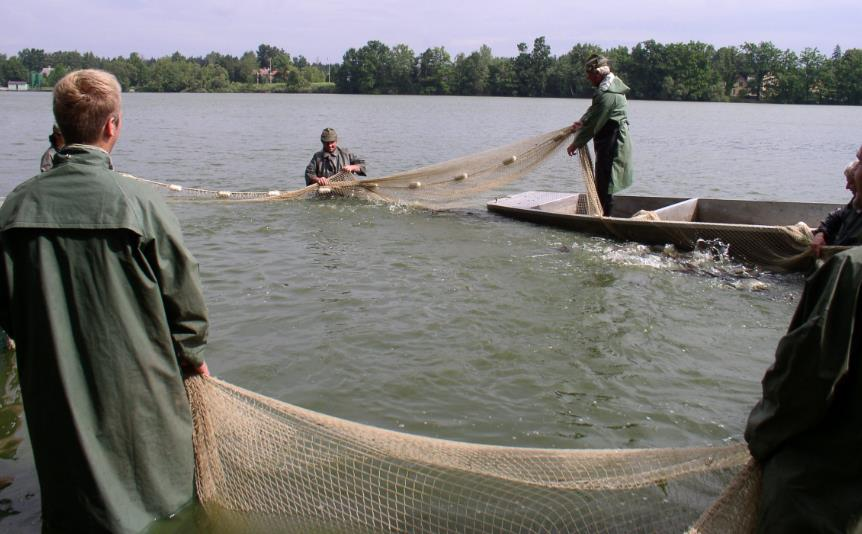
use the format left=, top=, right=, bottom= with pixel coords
left=566, top=54, right=633, bottom=216
left=39, top=124, right=64, bottom=172
left=305, top=128, right=367, bottom=186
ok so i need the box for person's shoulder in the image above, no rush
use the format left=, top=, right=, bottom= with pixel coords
left=110, top=172, right=181, bottom=230
left=0, top=174, right=42, bottom=221
left=113, top=173, right=174, bottom=212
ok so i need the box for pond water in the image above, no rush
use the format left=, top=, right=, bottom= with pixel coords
left=0, top=92, right=860, bottom=531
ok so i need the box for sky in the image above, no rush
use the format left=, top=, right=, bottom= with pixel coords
left=2, top=0, right=858, bottom=62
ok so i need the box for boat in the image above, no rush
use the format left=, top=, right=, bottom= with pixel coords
left=486, top=191, right=845, bottom=271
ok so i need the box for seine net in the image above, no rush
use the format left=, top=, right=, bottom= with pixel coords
left=186, top=376, right=759, bottom=533
left=123, top=127, right=579, bottom=209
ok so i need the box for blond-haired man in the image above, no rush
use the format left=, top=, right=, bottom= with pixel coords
left=0, top=69, right=209, bottom=532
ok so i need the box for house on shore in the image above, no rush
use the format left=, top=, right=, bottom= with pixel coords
left=5, top=81, right=29, bottom=91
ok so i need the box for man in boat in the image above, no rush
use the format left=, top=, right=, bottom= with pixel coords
left=811, top=159, right=862, bottom=257
left=0, top=69, right=210, bottom=532
left=304, top=127, right=367, bottom=186
left=745, top=245, right=862, bottom=532
left=566, top=54, right=633, bottom=216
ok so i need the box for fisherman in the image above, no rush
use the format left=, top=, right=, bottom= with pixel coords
left=0, top=69, right=210, bottom=532
left=566, top=54, right=633, bottom=216
left=810, top=159, right=862, bottom=257
left=304, top=127, right=366, bottom=186
left=39, top=124, right=64, bottom=172
left=745, top=244, right=862, bottom=532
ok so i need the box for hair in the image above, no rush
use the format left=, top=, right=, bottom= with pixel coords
left=53, top=69, right=121, bottom=145
left=845, top=160, right=858, bottom=179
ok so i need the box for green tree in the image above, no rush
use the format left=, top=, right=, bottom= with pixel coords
left=126, top=52, right=150, bottom=88
left=417, top=47, right=452, bottom=95
left=355, top=40, right=391, bottom=93
left=628, top=40, right=670, bottom=99
left=452, top=45, right=492, bottom=95
left=798, top=48, right=828, bottom=103
left=205, top=52, right=244, bottom=84
left=46, top=65, right=69, bottom=86
left=513, top=42, right=531, bottom=96
left=146, top=56, right=199, bottom=91
left=767, top=49, right=805, bottom=103
left=336, top=48, right=361, bottom=93
left=832, top=49, right=862, bottom=105
left=488, top=57, right=517, bottom=96
left=103, top=57, right=136, bottom=89
left=80, top=51, right=101, bottom=69
left=238, top=51, right=259, bottom=84
left=511, top=37, right=555, bottom=96
left=271, top=53, right=293, bottom=83
left=300, top=65, right=326, bottom=84
left=257, top=44, right=287, bottom=69
left=740, top=41, right=782, bottom=101
left=389, top=44, right=416, bottom=93
left=713, top=46, right=742, bottom=96
left=528, top=37, right=553, bottom=96
left=199, top=64, right=230, bottom=91
left=556, top=43, right=604, bottom=97
left=1, top=56, right=28, bottom=83
left=659, top=42, right=724, bottom=101
left=18, top=48, right=46, bottom=72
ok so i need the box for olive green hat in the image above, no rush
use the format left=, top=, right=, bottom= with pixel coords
left=320, top=128, right=337, bottom=143
left=584, top=54, right=609, bottom=73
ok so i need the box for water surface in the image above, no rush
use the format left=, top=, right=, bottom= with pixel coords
left=1, top=93, right=860, bottom=531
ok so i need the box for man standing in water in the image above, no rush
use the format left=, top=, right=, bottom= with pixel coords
left=305, top=127, right=367, bottom=185
left=811, top=159, right=862, bottom=257
left=745, top=241, right=862, bottom=528
left=39, top=124, right=64, bottom=172
left=0, top=69, right=210, bottom=532
left=566, top=54, right=633, bottom=216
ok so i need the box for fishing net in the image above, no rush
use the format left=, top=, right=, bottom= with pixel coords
left=122, top=127, right=578, bottom=209
left=598, top=218, right=816, bottom=272
left=186, top=376, right=759, bottom=533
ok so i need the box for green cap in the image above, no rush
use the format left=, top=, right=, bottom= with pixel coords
left=584, top=54, right=609, bottom=73
left=320, top=128, right=337, bottom=142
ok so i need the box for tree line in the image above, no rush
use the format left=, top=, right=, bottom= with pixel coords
left=2, top=39, right=861, bottom=104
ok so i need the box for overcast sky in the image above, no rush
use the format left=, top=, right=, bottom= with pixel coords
left=2, top=0, right=858, bottom=61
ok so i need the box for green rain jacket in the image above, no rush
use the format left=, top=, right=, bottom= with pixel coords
left=0, top=146, right=209, bottom=533
left=572, top=75, right=634, bottom=194
left=745, top=247, right=862, bottom=533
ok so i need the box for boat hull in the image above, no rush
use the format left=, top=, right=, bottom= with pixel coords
left=487, top=192, right=844, bottom=271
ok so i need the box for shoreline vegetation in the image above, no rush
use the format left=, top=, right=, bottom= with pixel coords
left=2, top=38, right=861, bottom=104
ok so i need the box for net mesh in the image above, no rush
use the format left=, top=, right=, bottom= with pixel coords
left=186, top=376, right=759, bottom=533
left=122, top=127, right=578, bottom=209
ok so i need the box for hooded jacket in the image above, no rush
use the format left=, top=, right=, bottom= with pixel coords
left=572, top=74, right=634, bottom=194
